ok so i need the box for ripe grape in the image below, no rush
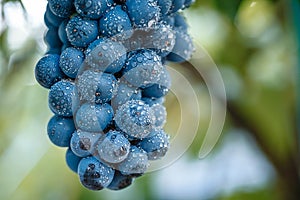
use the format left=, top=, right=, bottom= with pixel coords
left=47, top=115, right=75, bottom=147
left=139, top=130, right=169, bottom=160
left=59, top=47, right=84, bottom=78
left=75, top=103, right=114, bottom=132
left=78, top=156, right=115, bottom=190
left=114, top=100, right=155, bottom=139
left=99, top=5, right=133, bottom=40
left=107, top=170, right=133, bottom=190
left=66, top=148, right=82, bottom=173
left=96, top=130, right=131, bottom=163
left=48, top=80, right=75, bottom=117
left=48, top=0, right=75, bottom=18
left=76, top=70, right=117, bottom=104
left=66, top=15, right=99, bottom=47
left=125, top=0, right=160, bottom=28
left=74, top=0, right=114, bottom=19
left=70, top=130, right=103, bottom=157
left=35, top=54, right=64, bottom=89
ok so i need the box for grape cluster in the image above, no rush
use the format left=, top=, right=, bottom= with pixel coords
left=35, top=0, right=194, bottom=191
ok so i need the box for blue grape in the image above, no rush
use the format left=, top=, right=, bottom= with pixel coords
left=74, top=0, right=114, bottom=19
left=157, top=0, right=172, bottom=15
left=58, top=19, right=70, bottom=44
left=66, top=15, right=99, bottom=48
left=44, top=4, right=66, bottom=28
left=139, top=130, right=169, bottom=160
left=169, top=0, right=185, bottom=13
left=44, top=27, right=63, bottom=52
left=75, top=103, right=114, bottom=132
left=76, top=70, right=117, bottom=104
left=78, top=156, right=115, bottom=190
left=48, top=80, right=75, bottom=117
left=66, top=148, right=82, bottom=173
left=142, top=66, right=171, bottom=98
left=35, top=54, right=64, bottom=89
left=96, top=130, right=130, bottom=164
left=160, top=14, right=175, bottom=27
left=70, top=130, right=103, bottom=157
left=118, top=146, right=148, bottom=175
left=167, top=27, right=194, bottom=63
left=86, top=38, right=126, bottom=74
left=122, top=50, right=164, bottom=88
left=59, top=47, right=84, bottom=79
left=111, top=80, right=141, bottom=111
left=107, top=170, right=133, bottom=190
left=150, top=104, right=167, bottom=128
left=143, top=23, right=176, bottom=57
left=47, top=115, right=75, bottom=147
left=99, top=5, right=132, bottom=39
left=174, top=13, right=188, bottom=32
left=125, top=0, right=160, bottom=28
left=114, top=100, right=155, bottom=139
left=142, top=84, right=169, bottom=99
left=48, top=0, right=75, bottom=18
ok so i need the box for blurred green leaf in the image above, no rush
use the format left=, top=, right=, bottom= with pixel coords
left=213, top=0, right=243, bottom=21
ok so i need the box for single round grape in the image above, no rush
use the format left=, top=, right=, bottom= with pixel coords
left=122, top=50, right=164, bottom=88
left=48, top=80, right=75, bottom=117
left=107, top=170, right=133, bottom=190
left=74, top=0, right=114, bottom=19
left=70, top=130, right=103, bottom=157
left=139, top=129, right=170, bottom=160
left=114, top=100, right=155, bottom=139
left=78, top=156, right=115, bottom=190
left=85, top=38, right=126, bottom=73
left=167, top=27, right=194, bottom=63
left=35, top=54, right=64, bottom=89
left=111, top=80, right=141, bottom=111
left=97, top=130, right=131, bottom=164
left=66, top=15, right=99, bottom=48
left=60, top=47, right=84, bottom=79
left=65, top=148, right=82, bottom=173
left=125, top=0, right=160, bottom=28
left=174, top=13, right=188, bottom=32
left=47, top=115, right=75, bottom=147
left=143, top=23, right=176, bottom=57
left=118, top=146, right=149, bottom=175
left=75, top=103, right=114, bottom=132
left=99, top=5, right=132, bottom=40
left=48, top=0, right=75, bottom=18
left=76, top=70, right=117, bottom=104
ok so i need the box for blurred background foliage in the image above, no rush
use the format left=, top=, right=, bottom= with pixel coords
left=0, top=0, right=299, bottom=200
